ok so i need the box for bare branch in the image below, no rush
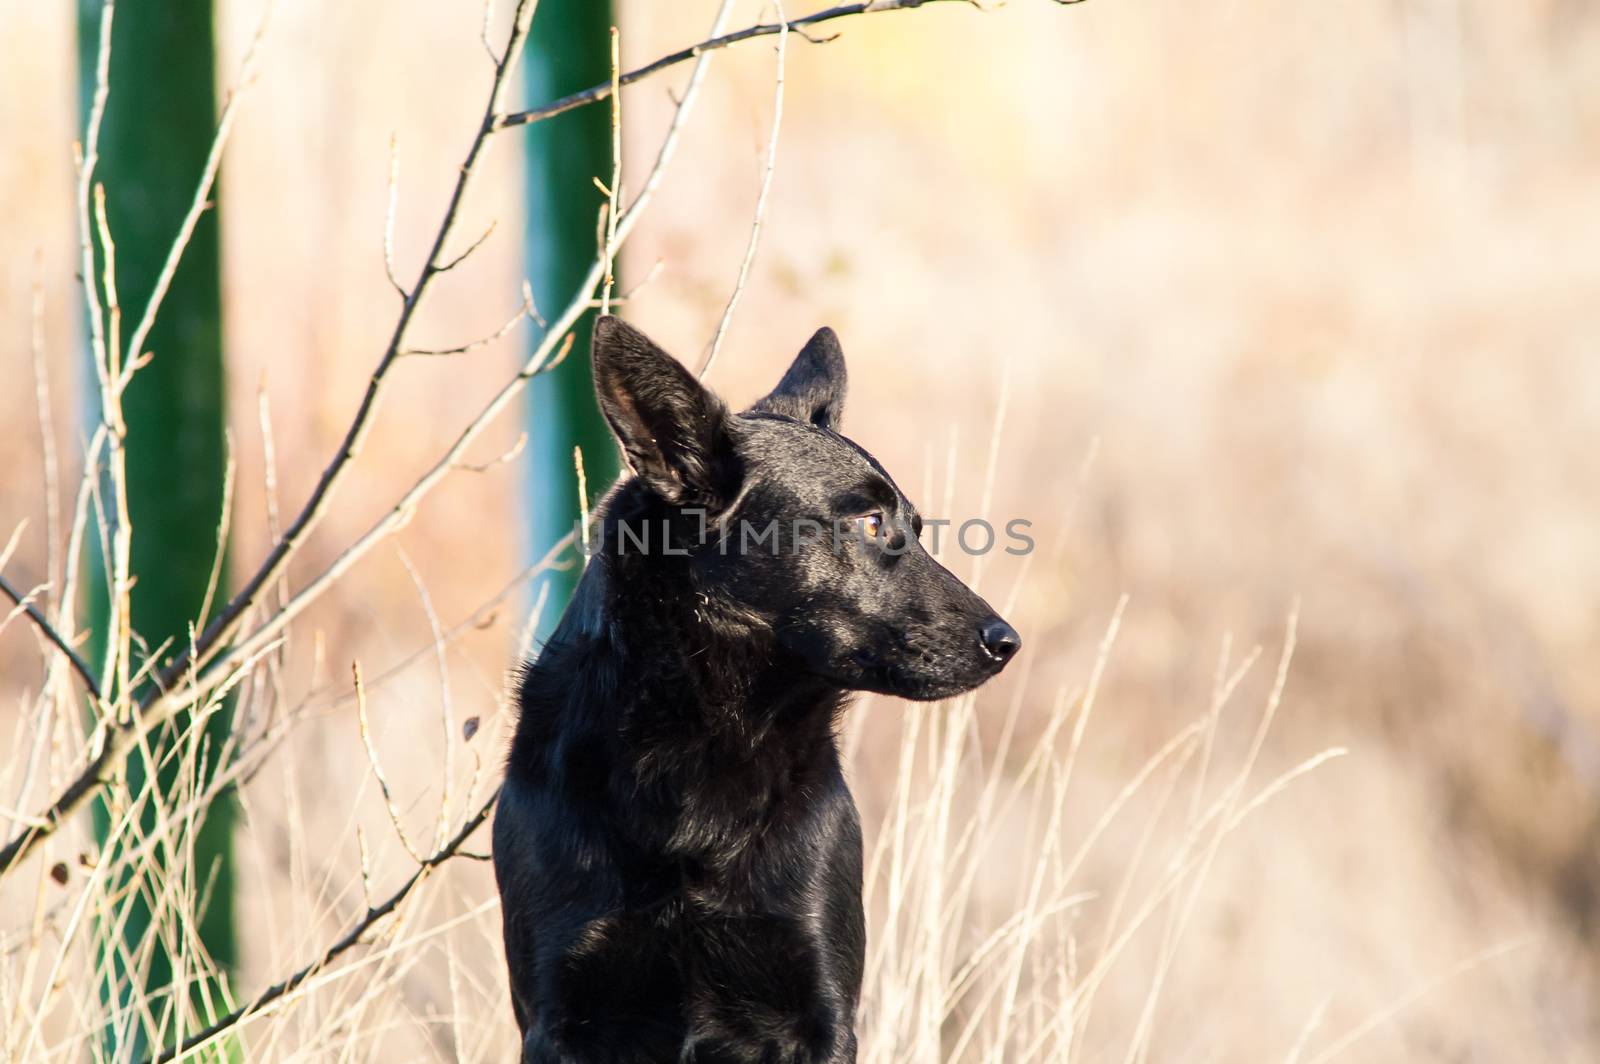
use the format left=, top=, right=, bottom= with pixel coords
left=145, top=0, right=739, bottom=713
left=0, top=0, right=1051, bottom=883
left=496, top=0, right=975, bottom=132
left=792, top=25, right=842, bottom=45
left=143, top=0, right=545, bottom=704
left=0, top=576, right=100, bottom=702
left=144, top=790, right=499, bottom=1064
left=599, top=27, right=623, bottom=315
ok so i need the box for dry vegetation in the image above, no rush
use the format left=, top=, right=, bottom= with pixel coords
left=3, top=0, right=1598, bottom=1060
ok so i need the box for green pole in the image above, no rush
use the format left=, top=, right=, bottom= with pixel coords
left=524, top=0, right=622, bottom=630
left=78, top=0, right=236, bottom=1054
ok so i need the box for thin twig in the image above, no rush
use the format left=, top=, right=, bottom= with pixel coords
left=454, top=431, right=528, bottom=474
left=401, top=284, right=532, bottom=357
left=53, top=424, right=107, bottom=719
left=599, top=26, right=623, bottom=314
left=11, top=269, right=67, bottom=845
left=383, top=134, right=407, bottom=298
left=120, top=1, right=276, bottom=390
left=0, top=576, right=100, bottom=701
left=481, top=0, right=499, bottom=63
left=193, top=430, right=235, bottom=635
left=392, top=553, right=455, bottom=851
left=0, top=0, right=541, bottom=880
left=75, top=0, right=114, bottom=438
left=617, top=258, right=665, bottom=304
left=352, top=662, right=420, bottom=863
left=435, top=218, right=499, bottom=275
left=144, top=790, right=500, bottom=1063
left=91, top=182, right=131, bottom=709
left=29, top=261, right=61, bottom=620
left=574, top=446, right=591, bottom=556
left=700, top=0, right=789, bottom=377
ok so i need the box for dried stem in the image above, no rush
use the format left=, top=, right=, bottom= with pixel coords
left=91, top=182, right=131, bottom=712
left=599, top=26, right=623, bottom=315
left=352, top=662, right=420, bottom=864
left=145, top=791, right=500, bottom=1063
left=700, top=0, right=789, bottom=378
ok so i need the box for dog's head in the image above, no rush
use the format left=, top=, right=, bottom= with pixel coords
left=591, top=316, right=1020, bottom=702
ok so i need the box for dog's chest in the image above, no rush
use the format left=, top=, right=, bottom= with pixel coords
left=566, top=890, right=837, bottom=1048
left=631, top=721, right=840, bottom=860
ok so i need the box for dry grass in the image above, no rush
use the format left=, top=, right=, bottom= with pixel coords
left=4, top=0, right=1599, bottom=1059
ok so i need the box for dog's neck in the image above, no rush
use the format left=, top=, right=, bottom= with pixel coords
left=586, top=539, right=843, bottom=747
left=515, top=515, right=849, bottom=865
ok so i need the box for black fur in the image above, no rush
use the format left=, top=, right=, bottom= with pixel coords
left=493, top=317, right=1021, bottom=1062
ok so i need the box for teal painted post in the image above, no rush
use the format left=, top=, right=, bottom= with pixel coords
left=523, top=0, right=623, bottom=632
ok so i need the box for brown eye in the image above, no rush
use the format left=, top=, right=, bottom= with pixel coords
left=859, top=512, right=885, bottom=539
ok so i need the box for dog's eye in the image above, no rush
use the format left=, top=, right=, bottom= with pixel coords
left=859, top=512, right=885, bottom=539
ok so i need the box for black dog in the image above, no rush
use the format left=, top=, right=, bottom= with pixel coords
left=493, top=317, right=1020, bottom=1062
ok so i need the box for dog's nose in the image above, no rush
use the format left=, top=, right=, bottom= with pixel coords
left=979, top=618, right=1021, bottom=664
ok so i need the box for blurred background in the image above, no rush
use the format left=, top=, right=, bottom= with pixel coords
left=3, top=0, right=1599, bottom=1059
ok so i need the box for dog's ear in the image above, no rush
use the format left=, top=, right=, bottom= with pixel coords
left=592, top=315, right=737, bottom=507
left=749, top=327, right=847, bottom=431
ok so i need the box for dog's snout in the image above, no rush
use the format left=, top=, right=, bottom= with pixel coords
left=978, top=618, right=1021, bottom=665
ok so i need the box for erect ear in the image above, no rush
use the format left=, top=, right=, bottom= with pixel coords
left=591, top=316, right=738, bottom=507
left=748, top=327, right=847, bottom=432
